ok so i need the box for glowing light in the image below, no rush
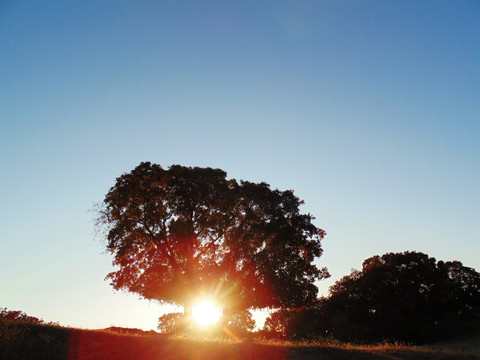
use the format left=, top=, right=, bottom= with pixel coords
left=192, top=300, right=222, bottom=326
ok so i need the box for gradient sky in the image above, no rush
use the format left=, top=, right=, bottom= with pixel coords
left=1, top=1, right=479, bottom=331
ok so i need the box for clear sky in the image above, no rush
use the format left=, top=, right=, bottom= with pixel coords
left=1, top=1, right=479, bottom=331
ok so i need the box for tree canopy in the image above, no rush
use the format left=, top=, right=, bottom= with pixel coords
left=321, top=251, right=480, bottom=342
left=97, top=162, right=328, bottom=314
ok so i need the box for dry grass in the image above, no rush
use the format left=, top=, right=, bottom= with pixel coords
left=1, top=320, right=479, bottom=360
left=244, top=337, right=480, bottom=360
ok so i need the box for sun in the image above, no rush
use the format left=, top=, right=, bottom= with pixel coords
left=192, top=299, right=222, bottom=326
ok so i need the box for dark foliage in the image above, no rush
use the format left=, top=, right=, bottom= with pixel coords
left=320, top=251, right=480, bottom=342
left=0, top=320, right=69, bottom=360
left=260, top=252, right=480, bottom=343
left=223, top=309, right=256, bottom=338
left=263, top=305, right=326, bottom=340
left=0, top=308, right=44, bottom=324
left=97, top=162, right=328, bottom=316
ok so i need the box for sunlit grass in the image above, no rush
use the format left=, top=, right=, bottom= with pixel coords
left=1, top=319, right=478, bottom=359
left=167, top=332, right=477, bottom=355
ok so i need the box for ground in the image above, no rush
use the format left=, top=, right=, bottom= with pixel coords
left=1, top=321, right=478, bottom=360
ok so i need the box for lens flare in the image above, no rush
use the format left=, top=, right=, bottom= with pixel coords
left=192, top=300, right=222, bottom=326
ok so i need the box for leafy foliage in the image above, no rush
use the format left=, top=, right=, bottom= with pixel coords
left=262, top=304, right=326, bottom=340
left=158, top=312, right=184, bottom=334
left=223, top=310, right=256, bottom=337
left=98, top=162, right=328, bottom=313
left=264, top=308, right=297, bottom=338
left=0, top=308, right=44, bottom=324
left=0, top=310, right=67, bottom=360
left=321, top=251, right=480, bottom=342
left=260, top=252, right=480, bottom=343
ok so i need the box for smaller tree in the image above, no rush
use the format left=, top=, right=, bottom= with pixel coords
left=0, top=308, right=43, bottom=324
left=263, top=304, right=325, bottom=340
left=323, top=251, right=480, bottom=342
left=223, top=310, right=256, bottom=338
left=158, top=312, right=184, bottom=334
left=264, top=309, right=298, bottom=339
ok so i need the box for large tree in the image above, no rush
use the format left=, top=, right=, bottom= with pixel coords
left=97, top=162, right=328, bottom=318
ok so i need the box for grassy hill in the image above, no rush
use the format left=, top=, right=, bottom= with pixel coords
left=1, top=320, right=478, bottom=360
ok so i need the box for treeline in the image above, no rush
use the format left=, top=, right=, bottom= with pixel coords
left=158, top=251, right=480, bottom=343
left=0, top=308, right=45, bottom=324
left=259, top=251, right=480, bottom=343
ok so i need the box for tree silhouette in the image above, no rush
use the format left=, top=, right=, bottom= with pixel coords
left=263, top=304, right=325, bottom=340
left=322, top=251, right=480, bottom=342
left=97, top=162, right=328, bottom=322
left=157, top=312, right=183, bottom=334
left=264, top=308, right=298, bottom=339
left=223, top=310, right=256, bottom=337
left=0, top=308, right=44, bottom=324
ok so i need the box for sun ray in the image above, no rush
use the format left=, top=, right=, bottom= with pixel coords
left=192, top=300, right=222, bottom=326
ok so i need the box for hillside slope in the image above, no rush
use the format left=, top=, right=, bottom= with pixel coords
left=1, top=321, right=478, bottom=360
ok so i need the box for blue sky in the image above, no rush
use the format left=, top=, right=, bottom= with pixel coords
left=1, top=1, right=479, bottom=330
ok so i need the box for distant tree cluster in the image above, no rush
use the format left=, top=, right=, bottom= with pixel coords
left=262, top=251, right=480, bottom=342
left=0, top=308, right=45, bottom=325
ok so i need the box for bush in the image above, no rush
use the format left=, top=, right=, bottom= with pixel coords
left=0, top=320, right=69, bottom=360
left=0, top=308, right=44, bottom=324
